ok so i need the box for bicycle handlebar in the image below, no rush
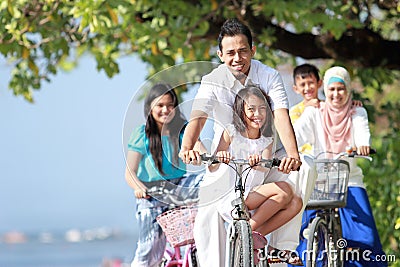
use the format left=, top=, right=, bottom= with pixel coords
left=199, top=153, right=281, bottom=169
left=333, top=147, right=377, bottom=161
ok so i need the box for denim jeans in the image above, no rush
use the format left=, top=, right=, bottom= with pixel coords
left=131, top=197, right=169, bottom=267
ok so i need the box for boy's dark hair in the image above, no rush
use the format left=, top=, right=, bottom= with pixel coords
left=293, top=63, right=320, bottom=83
left=218, top=18, right=253, bottom=51
left=144, top=83, right=186, bottom=174
left=233, top=86, right=273, bottom=137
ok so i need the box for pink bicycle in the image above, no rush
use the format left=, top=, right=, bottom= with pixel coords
left=156, top=206, right=199, bottom=267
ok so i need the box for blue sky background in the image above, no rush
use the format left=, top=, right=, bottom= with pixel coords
left=0, top=55, right=148, bottom=234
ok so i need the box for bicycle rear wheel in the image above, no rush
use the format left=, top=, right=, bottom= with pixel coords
left=307, top=216, right=330, bottom=267
left=228, top=220, right=254, bottom=267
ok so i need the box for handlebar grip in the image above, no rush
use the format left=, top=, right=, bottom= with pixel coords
left=258, top=158, right=280, bottom=168
left=274, top=158, right=282, bottom=168
left=260, top=159, right=300, bottom=171
left=349, top=148, right=377, bottom=157
left=199, top=153, right=220, bottom=164
left=256, top=158, right=299, bottom=171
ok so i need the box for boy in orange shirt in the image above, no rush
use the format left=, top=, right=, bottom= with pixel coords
left=290, top=64, right=322, bottom=155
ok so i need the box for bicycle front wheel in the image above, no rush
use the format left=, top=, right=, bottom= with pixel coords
left=188, top=245, right=199, bottom=267
left=307, top=216, right=330, bottom=267
left=228, top=220, right=254, bottom=267
left=330, top=214, right=344, bottom=267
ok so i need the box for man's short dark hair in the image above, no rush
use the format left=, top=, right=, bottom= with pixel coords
left=218, top=18, right=253, bottom=51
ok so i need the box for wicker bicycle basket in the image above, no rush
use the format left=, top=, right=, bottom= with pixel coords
left=156, top=206, right=198, bottom=247
left=306, top=159, right=350, bottom=209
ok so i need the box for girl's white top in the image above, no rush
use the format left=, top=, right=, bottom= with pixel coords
left=217, top=124, right=274, bottom=223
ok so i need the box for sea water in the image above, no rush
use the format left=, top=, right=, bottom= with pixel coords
left=0, top=231, right=137, bottom=267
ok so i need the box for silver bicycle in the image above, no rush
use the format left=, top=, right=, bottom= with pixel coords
left=200, top=154, right=282, bottom=267
left=304, top=148, right=375, bottom=267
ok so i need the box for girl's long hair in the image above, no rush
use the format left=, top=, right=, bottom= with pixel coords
left=233, top=86, right=273, bottom=137
left=144, top=83, right=186, bottom=174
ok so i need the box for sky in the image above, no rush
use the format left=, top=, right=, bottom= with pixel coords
left=0, top=55, right=304, bottom=235
left=0, top=55, right=148, bottom=234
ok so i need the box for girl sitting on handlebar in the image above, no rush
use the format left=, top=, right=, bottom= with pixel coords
left=209, top=86, right=303, bottom=264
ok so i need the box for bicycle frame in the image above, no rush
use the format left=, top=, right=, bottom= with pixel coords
left=227, top=160, right=255, bottom=267
left=200, top=155, right=280, bottom=267
left=230, top=160, right=252, bottom=220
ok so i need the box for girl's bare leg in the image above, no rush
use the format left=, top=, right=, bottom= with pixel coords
left=254, top=194, right=302, bottom=235
left=245, top=181, right=294, bottom=230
